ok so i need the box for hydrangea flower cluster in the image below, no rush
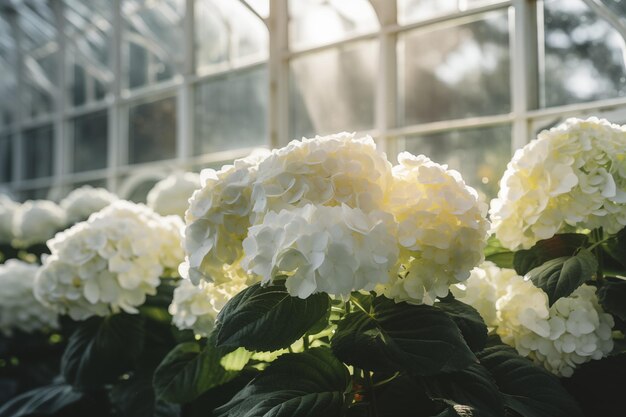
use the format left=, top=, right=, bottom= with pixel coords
left=243, top=204, right=399, bottom=298
left=169, top=276, right=247, bottom=336
left=60, top=186, right=119, bottom=224
left=0, top=194, right=17, bottom=244
left=12, top=200, right=67, bottom=247
left=183, top=133, right=488, bottom=304
left=490, top=117, right=626, bottom=250
left=35, top=201, right=184, bottom=320
left=453, top=262, right=614, bottom=377
left=148, top=172, right=201, bottom=218
left=0, top=260, right=59, bottom=336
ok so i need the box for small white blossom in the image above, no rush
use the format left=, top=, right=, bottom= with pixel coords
left=382, top=153, right=489, bottom=305
left=0, top=260, right=59, bottom=336
left=242, top=204, right=399, bottom=299
left=34, top=201, right=184, bottom=320
left=147, top=172, right=201, bottom=218
left=60, top=186, right=119, bottom=224
left=455, top=262, right=614, bottom=377
left=490, top=117, right=626, bottom=250
left=0, top=195, right=17, bottom=244
left=169, top=276, right=247, bottom=337
left=12, top=200, right=67, bottom=247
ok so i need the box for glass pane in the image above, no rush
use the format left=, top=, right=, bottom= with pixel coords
left=72, top=110, right=108, bottom=173
left=0, top=16, right=16, bottom=127
left=398, top=0, right=507, bottom=24
left=542, top=0, right=626, bottom=107
left=20, top=188, right=50, bottom=201
left=289, top=0, right=379, bottom=49
left=0, top=135, right=11, bottom=183
left=195, top=0, right=268, bottom=70
left=123, top=0, right=184, bottom=89
left=404, top=124, right=511, bottom=200
left=530, top=106, right=626, bottom=138
left=290, top=40, right=377, bottom=139
left=195, top=66, right=268, bottom=154
left=128, top=96, right=177, bottom=164
left=399, top=11, right=510, bottom=125
left=17, top=0, right=56, bottom=52
left=23, top=125, right=54, bottom=180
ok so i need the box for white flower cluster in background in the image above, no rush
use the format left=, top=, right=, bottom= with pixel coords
left=35, top=201, right=184, bottom=320
left=0, top=194, right=17, bottom=244
left=12, top=200, right=67, bottom=248
left=0, top=259, right=59, bottom=336
left=243, top=204, right=399, bottom=298
left=490, top=117, right=626, bottom=250
left=383, top=153, right=489, bottom=305
left=183, top=134, right=488, bottom=304
left=169, top=276, right=247, bottom=336
left=60, top=186, right=119, bottom=224
left=453, top=262, right=614, bottom=377
left=148, top=172, right=201, bottom=218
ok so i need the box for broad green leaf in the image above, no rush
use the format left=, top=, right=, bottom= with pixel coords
left=215, top=280, right=330, bottom=352
left=184, top=371, right=260, bottom=417
left=602, top=227, right=626, bottom=270
left=597, top=278, right=626, bottom=321
left=61, top=313, right=145, bottom=389
left=214, top=347, right=351, bottom=417
left=0, top=382, right=102, bottom=417
left=423, top=362, right=505, bottom=417
left=436, top=297, right=488, bottom=352
left=331, top=297, right=475, bottom=376
left=220, top=348, right=252, bottom=371
left=153, top=334, right=241, bottom=404
left=513, top=233, right=588, bottom=276
left=110, top=375, right=180, bottom=417
left=484, top=236, right=514, bottom=269
left=478, top=345, right=583, bottom=417
left=527, top=249, right=597, bottom=305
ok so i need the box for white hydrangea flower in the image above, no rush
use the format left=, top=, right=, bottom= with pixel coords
left=169, top=276, right=247, bottom=337
left=252, top=132, right=392, bottom=218
left=147, top=172, right=201, bottom=218
left=490, top=117, right=626, bottom=250
left=12, top=200, right=67, bottom=247
left=0, top=259, right=59, bottom=336
left=60, top=186, right=119, bottom=224
left=242, top=204, right=399, bottom=299
left=182, top=151, right=270, bottom=285
left=382, top=153, right=489, bottom=305
left=0, top=195, right=18, bottom=244
left=34, top=201, right=184, bottom=320
left=455, top=262, right=614, bottom=377
left=515, top=285, right=614, bottom=377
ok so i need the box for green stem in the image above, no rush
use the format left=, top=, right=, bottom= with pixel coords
left=592, top=228, right=605, bottom=284
left=371, top=371, right=400, bottom=388
left=303, top=335, right=310, bottom=350
left=363, top=371, right=379, bottom=417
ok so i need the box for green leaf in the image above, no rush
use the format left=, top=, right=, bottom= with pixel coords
left=153, top=334, right=241, bottom=404
left=484, top=236, right=514, bottom=269
left=597, top=278, right=626, bottom=321
left=215, top=280, right=330, bottom=352
left=0, top=383, right=83, bottom=417
left=602, top=227, right=626, bottom=270
left=61, top=313, right=145, bottom=389
left=423, top=362, right=505, bottom=417
left=331, top=297, right=475, bottom=376
left=527, top=249, right=597, bottom=305
left=436, top=297, right=488, bottom=352
left=478, top=345, right=583, bottom=417
left=214, top=347, right=351, bottom=417
left=110, top=375, right=180, bottom=417
left=513, top=233, right=588, bottom=276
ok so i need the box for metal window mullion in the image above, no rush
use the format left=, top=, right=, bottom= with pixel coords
left=510, top=0, right=539, bottom=152
left=371, top=0, right=397, bottom=157
left=108, top=0, right=123, bottom=192
left=7, top=10, right=25, bottom=191
left=268, top=0, right=289, bottom=148
left=51, top=0, right=67, bottom=193
left=177, top=0, right=195, bottom=164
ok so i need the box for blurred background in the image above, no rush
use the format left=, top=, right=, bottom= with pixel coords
left=0, top=0, right=626, bottom=203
